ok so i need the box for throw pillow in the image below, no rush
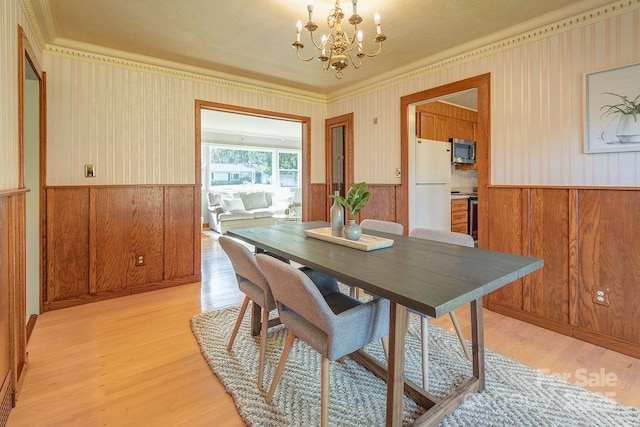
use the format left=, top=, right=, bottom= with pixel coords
left=207, top=192, right=222, bottom=207
left=239, top=192, right=268, bottom=210
left=221, top=198, right=245, bottom=212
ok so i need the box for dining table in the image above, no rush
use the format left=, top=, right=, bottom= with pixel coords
left=229, top=221, right=544, bottom=426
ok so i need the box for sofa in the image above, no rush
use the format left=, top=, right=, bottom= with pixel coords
left=207, top=190, right=294, bottom=234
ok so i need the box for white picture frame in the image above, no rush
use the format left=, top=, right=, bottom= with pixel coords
left=585, top=62, right=640, bottom=153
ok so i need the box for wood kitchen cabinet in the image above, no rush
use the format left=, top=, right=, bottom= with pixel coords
left=448, top=117, right=476, bottom=141
left=451, top=198, right=468, bottom=234
left=416, top=112, right=448, bottom=141
left=416, top=102, right=477, bottom=142
left=416, top=102, right=478, bottom=170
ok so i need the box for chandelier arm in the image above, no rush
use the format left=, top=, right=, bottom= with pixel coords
left=306, top=30, right=327, bottom=51
left=354, top=41, right=384, bottom=58
left=345, top=48, right=362, bottom=70
left=294, top=47, right=317, bottom=62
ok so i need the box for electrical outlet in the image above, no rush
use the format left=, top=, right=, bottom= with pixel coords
left=135, top=254, right=145, bottom=267
left=592, top=287, right=610, bottom=306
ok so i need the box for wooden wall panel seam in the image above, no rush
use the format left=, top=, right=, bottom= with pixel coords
left=89, top=187, right=97, bottom=294
left=568, top=189, right=579, bottom=327
left=521, top=188, right=532, bottom=312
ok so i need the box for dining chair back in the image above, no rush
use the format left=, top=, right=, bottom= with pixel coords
left=360, top=219, right=404, bottom=235
left=408, top=227, right=474, bottom=247
left=407, top=227, right=474, bottom=390
left=256, top=254, right=389, bottom=427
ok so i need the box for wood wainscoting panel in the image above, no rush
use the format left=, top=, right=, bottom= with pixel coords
left=46, top=188, right=90, bottom=301
left=528, top=188, right=570, bottom=323
left=164, top=186, right=195, bottom=280
left=45, top=185, right=200, bottom=311
left=485, top=186, right=640, bottom=358
left=0, top=197, right=11, bottom=405
left=360, top=184, right=399, bottom=225
left=486, top=188, right=525, bottom=310
left=93, top=187, right=164, bottom=293
left=576, top=190, right=640, bottom=345
left=309, top=183, right=329, bottom=221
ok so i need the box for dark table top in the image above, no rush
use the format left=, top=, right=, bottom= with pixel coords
left=229, top=222, right=544, bottom=317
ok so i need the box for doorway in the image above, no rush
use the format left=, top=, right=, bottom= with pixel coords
left=400, top=74, right=490, bottom=245
left=19, top=27, right=46, bottom=328
left=325, top=113, right=354, bottom=218
left=195, top=101, right=311, bottom=225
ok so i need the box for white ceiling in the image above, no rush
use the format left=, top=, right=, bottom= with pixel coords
left=201, top=110, right=302, bottom=149
left=29, top=0, right=614, bottom=96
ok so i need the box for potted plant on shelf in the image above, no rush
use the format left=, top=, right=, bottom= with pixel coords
left=328, top=182, right=371, bottom=240
left=600, top=92, right=640, bottom=143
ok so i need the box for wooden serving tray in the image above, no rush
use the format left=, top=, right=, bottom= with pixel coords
left=304, top=227, right=394, bottom=251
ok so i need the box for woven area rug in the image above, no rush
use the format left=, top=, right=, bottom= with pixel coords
left=191, top=307, right=639, bottom=426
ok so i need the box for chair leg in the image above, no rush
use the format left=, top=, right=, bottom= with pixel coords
left=266, top=331, right=296, bottom=402
left=257, top=304, right=270, bottom=389
left=320, top=357, right=330, bottom=427
left=381, top=336, right=389, bottom=361
left=227, top=296, right=250, bottom=351
left=449, top=311, right=472, bottom=361
left=421, top=316, right=429, bottom=390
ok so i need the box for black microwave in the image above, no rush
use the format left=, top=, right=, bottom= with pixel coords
left=449, top=138, right=475, bottom=164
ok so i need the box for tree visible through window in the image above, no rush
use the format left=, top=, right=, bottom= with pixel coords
left=203, top=145, right=300, bottom=190
left=278, top=152, right=300, bottom=187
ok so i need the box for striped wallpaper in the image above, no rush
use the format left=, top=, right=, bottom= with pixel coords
left=329, top=1, right=640, bottom=186
left=0, top=0, right=42, bottom=191
left=10, top=0, right=640, bottom=188
left=44, top=53, right=328, bottom=186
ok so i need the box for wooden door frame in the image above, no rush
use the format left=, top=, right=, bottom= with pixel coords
left=400, top=74, right=490, bottom=245
left=15, top=24, right=46, bottom=403
left=324, top=113, right=354, bottom=218
left=195, top=100, right=312, bottom=222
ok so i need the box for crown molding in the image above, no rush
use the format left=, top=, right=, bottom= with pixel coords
left=24, top=0, right=639, bottom=106
left=327, top=0, right=640, bottom=103
left=45, top=40, right=328, bottom=106
left=19, top=0, right=47, bottom=51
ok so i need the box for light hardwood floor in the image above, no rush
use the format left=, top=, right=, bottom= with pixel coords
left=7, top=233, right=640, bottom=426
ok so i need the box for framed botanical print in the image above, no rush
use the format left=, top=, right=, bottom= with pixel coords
left=585, top=62, right=640, bottom=153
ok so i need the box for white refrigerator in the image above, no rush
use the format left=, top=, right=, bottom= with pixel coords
left=413, top=138, right=451, bottom=231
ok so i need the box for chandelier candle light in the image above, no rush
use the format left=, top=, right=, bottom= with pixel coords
left=293, top=0, right=386, bottom=79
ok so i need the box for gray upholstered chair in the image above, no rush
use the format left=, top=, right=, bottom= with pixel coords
left=408, top=227, right=474, bottom=390
left=360, top=218, right=404, bottom=235
left=256, top=254, right=389, bottom=427
left=218, top=235, right=275, bottom=389
left=219, top=236, right=342, bottom=390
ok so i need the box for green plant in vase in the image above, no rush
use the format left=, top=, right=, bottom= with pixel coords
left=600, top=92, right=640, bottom=143
left=328, top=182, right=371, bottom=240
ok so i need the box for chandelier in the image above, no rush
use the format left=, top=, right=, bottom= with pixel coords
left=293, top=0, right=387, bottom=79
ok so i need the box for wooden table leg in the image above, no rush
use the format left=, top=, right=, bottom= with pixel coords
left=470, top=297, right=485, bottom=390
left=386, top=302, right=407, bottom=426
left=251, top=301, right=261, bottom=336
